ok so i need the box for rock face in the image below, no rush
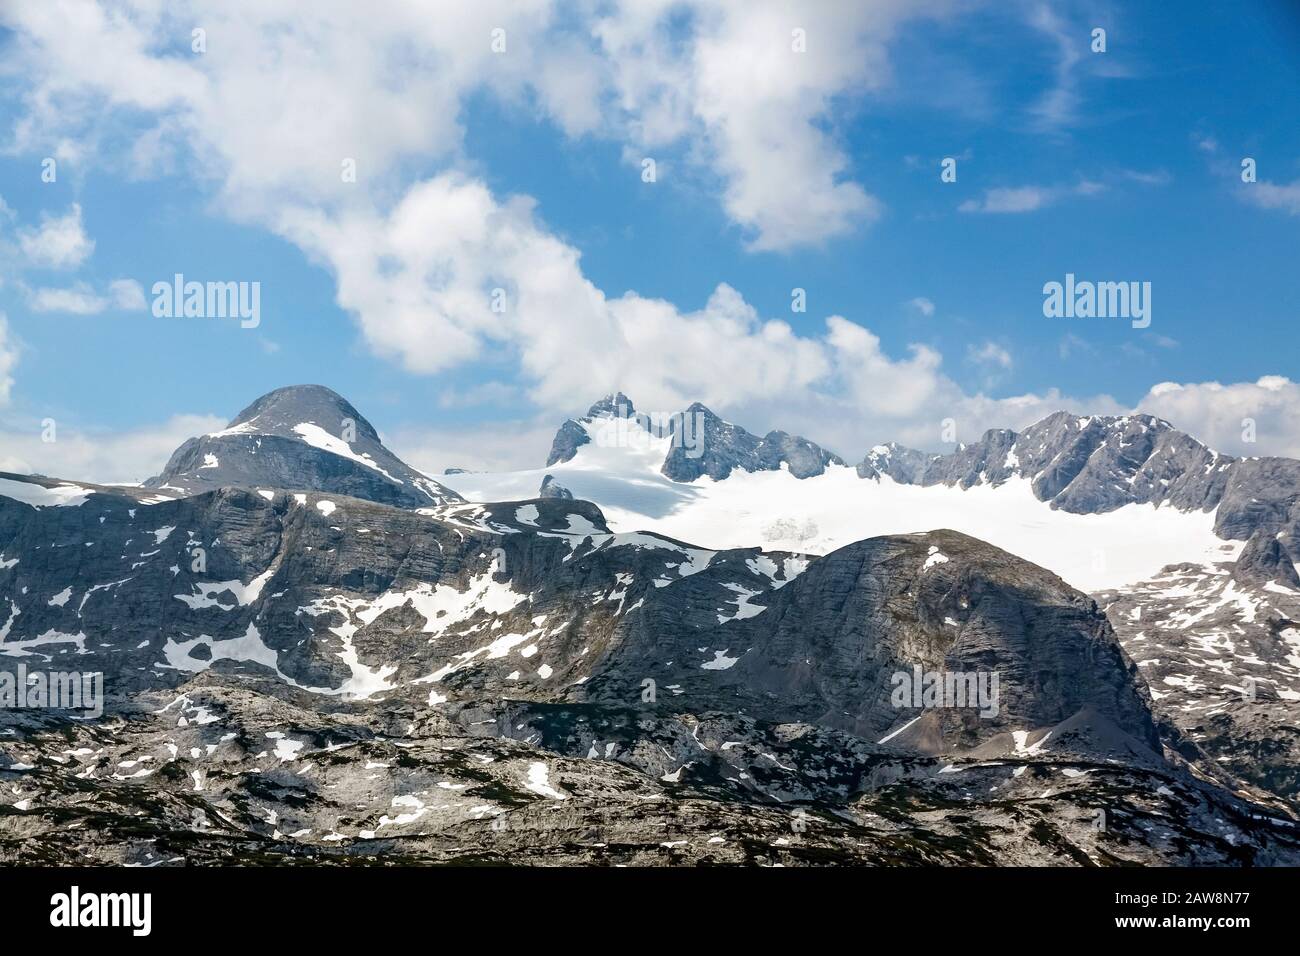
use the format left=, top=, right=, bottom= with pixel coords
left=1233, top=531, right=1300, bottom=589
left=1215, top=457, right=1300, bottom=542
left=661, top=405, right=844, bottom=481
left=856, top=442, right=938, bottom=482
left=581, top=529, right=1160, bottom=757
left=145, top=385, right=460, bottom=509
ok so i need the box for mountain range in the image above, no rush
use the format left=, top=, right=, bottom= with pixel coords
left=540, top=391, right=1300, bottom=547
left=2, top=384, right=1298, bottom=865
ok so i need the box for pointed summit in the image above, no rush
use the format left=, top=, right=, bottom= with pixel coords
left=586, top=392, right=637, bottom=419
left=224, top=384, right=382, bottom=443
left=546, top=391, right=646, bottom=467
left=145, top=384, right=461, bottom=508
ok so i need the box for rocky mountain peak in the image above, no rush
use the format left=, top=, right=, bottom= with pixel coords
left=586, top=392, right=638, bottom=419
left=547, top=395, right=842, bottom=481
left=224, top=384, right=381, bottom=443
left=144, top=385, right=460, bottom=509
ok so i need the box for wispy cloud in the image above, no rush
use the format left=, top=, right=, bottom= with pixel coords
left=26, top=278, right=145, bottom=315
left=1121, top=169, right=1172, bottom=186
left=905, top=296, right=935, bottom=317
left=1240, top=178, right=1300, bottom=216
left=967, top=341, right=1013, bottom=370
left=1025, top=2, right=1084, bottom=129
left=958, top=180, right=1104, bottom=214
left=1193, top=132, right=1300, bottom=216
left=1059, top=333, right=1096, bottom=360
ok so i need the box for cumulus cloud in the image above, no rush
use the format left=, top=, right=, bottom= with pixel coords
left=905, top=296, right=935, bottom=316
left=0, top=1, right=951, bottom=255
left=278, top=172, right=837, bottom=412
left=638, top=0, right=903, bottom=250
left=0, top=413, right=226, bottom=484
left=1136, top=376, right=1300, bottom=458
left=16, top=202, right=94, bottom=268
left=588, top=0, right=968, bottom=249
left=3, top=1, right=593, bottom=216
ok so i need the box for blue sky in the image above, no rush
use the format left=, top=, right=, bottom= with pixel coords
left=0, top=0, right=1297, bottom=481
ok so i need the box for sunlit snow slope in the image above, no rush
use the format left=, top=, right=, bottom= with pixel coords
left=439, top=419, right=1237, bottom=592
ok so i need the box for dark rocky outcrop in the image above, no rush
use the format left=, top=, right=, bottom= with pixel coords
left=1234, top=530, right=1300, bottom=589
left=538, top=474, right=573, bottom=499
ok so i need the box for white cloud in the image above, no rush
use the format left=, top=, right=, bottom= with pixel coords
left=1193, top=132, right=1299, bottom=215
left=2, top=1, right=576, bottom=216
left=1058, top=332, right=1095, bottom=360
left=593, top=0, right=954, bottom=250
left=26, top=278, right=146, bottom=314
left=967, top=341, right=1013, bottom=370
left=906, top=296, right=935, bottom=316
left=1122, top=169, right=1171, bottom=186
left=389, top=419, right=560, bottom=476
left=1240, top=178, right=1300, bottom=216
left=959, top=186, right=1053, bottom=214
left=1024, top=2, right=1083, bottom=129
left=958, top=180, right=1103, bottom=214
left=278, top=171, right=841, bottom=413
left=262, top=168, right=1137, bottom=465
left=0, top=413, right=226, bottom=484
left=0, top=314, right=17, bottom=405
left=0, top=1, right=952, bottom=254
left=17, top=202, right=94, bottom=268
left=0, top=0, right=1123, bottom=476
left=1136, top=376, right=1300, bottom=458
